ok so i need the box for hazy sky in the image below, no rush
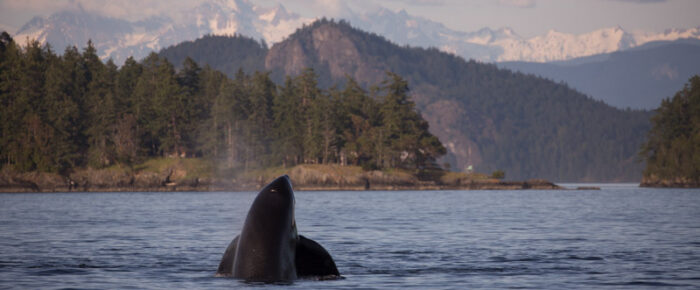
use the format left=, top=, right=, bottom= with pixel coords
left=1, top=0, right=699, bottom=37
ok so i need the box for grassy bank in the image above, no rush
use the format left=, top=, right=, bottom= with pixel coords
left=0, top=158, right=562, bottom=192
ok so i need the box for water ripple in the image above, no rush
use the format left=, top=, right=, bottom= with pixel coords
left=1, top=188, right=699, bottom=289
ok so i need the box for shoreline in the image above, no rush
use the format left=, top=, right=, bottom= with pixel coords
left=1, top=162, right=570, bottom=193
left=639, top=176, right=700, bottom=188
left=0, top=179, right=564, bottom=193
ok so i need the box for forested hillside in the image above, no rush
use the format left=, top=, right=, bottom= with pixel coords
left=0, top=31, right=444, bottom=176
left=640, top=76, right=700, bottom=187
left=499, top=39, right=700, bottom=110
left=161, top=20, right=651, bottom=181
left=159, top=34, right=267, bottom=75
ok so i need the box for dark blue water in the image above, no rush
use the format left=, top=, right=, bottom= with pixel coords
left=1, top=185, right=699, bottom=289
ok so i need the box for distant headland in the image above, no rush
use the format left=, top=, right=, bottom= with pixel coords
left=639, top=76, right=700, bottom=188
left=0, top=160, right=562, bottom=193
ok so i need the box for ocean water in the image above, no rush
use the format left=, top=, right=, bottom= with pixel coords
left=1, top=185, right=699, bottom=289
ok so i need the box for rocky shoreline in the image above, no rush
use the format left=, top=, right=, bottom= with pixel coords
left=639, top=175, right=700, bottom=188
left=0, top=163, right=564, bottom=193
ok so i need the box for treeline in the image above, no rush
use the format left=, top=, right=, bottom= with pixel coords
left=298, top=20, right=652, bottom=181
left=640, top=75, right=700, bottom=183
left=159, top=34, right=267, bottom=76
left=168, top=19, right=651, bottom=181
left=0, top=32, right=445, bottom=174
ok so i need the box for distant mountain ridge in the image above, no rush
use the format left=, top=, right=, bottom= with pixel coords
left=12, top=0, right=309, bottom=64
left=161, top=20, right=652, bottom=182
left=499, top=39, right=700, bottom=109
left=9, top=0, right=700, bottom=64
left=159, top=34, right=267, bottom=75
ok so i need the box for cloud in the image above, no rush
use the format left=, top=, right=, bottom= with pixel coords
left=0, top=0, right=204, bottom=23
left=498, top=0, right=536, bottom=8
left=1, top=0, right=72, bottom=12
left=609, top=0, right=666, bottom=3
left=311, top=0, right=346, bottom=17
left=0, top=22, right=17, bottom=33
left=283, top=0, right=360, bottom=19
left=389, top=0, right=448, bottom=6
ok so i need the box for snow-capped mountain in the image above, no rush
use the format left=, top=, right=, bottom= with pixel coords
left=484, top=26, right=700, bottom=62
left=349, top=8, right=700, bottom=62
left=8, top=0, right=700, bottom=64
left=12, top=0, right=311, bottom=64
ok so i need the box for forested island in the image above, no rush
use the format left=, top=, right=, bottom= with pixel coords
left=160, top=20, right=651, bottom=182
left=640, top=76, right=700, bottom=188
left=1, top=31, right=561, bottom=192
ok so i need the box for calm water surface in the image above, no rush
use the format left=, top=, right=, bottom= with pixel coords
left=1, top=185, right=699, bottom=289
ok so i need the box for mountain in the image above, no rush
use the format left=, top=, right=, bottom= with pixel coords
left=9, top=1, right=700, bottom=64
left=159, top=34, right=267, bottom=74
left=639, top=76, right=700, bottom=188
left=162, top=20, right=651, bottom=182
left=349, top=9, right=700, bottom=62
left=499, top=39, right=700, bottom=109
left=12, top=0, right=310, bottom=64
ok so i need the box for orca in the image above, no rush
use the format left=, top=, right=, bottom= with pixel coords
left=216, top=175, right=340, bottom=282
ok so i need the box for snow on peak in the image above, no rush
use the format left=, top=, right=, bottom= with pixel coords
left=9, top=1, right=700, bottom=64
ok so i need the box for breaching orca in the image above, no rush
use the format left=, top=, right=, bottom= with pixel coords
left=216, top=175, right=340, bottom=282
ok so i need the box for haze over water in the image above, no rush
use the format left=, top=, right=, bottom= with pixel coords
left=1, top=186, right=699, bottom=289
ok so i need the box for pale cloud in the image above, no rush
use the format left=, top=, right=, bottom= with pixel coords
left=282, top=0, right=359, bottom=19
left=498, top=0, right=536, bottom=8
left=610, top=0, right=666, bottom=3
left=0, top=22, right=17, bottom=33
left=0, top=0, right=204, bottom=23
left=1, top=0, right=73, bottom=13
left=389, top=0, right=448, bottom=6
left=312, top=0, right=346, bottom=17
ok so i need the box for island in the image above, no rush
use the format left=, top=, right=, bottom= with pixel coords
left=0, top=33, right=560, bottom=192
left=639, top=76, right=700, bottom=188
left=0, top=160, right=562, bottom=192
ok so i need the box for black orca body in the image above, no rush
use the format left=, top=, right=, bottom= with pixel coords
left=216, top=175, right=340, bottom=282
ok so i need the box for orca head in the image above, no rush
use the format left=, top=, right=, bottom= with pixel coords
left=247, top=174, right=298, bottom=241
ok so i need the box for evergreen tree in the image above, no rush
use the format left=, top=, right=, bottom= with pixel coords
left=641, top=75, right=700, bottom=184
left=295, top=68, right=323, bottom=163
left=211, top=69, right=251, bottom=168
left=132, top=53, right=165, bottom=156
left=245, top=71, right=275, bottom=167
left=152, top=56, right=187, bottom=157
left=0, top=33, right=447, bottom=178
left=379, top=72, right=445, bottom=169
left=83, top=41, right=118, bottom=167
left=113, top=56, right=143, bottom=165
left=0, top=33, right=22, bottom=168
left=317, top=87, right=343, bottom=164
left=194, top=65, right=227, bottom=157
left=272, top=76, right=304, bottom=166
left=115, top=56, right=142, bottom=114
left=42, top=48, right=83, bottom=172
left=13, top=40, right=49, bottom=171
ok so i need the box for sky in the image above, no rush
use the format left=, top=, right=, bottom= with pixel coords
left=1, top=0, right=699, bottom=37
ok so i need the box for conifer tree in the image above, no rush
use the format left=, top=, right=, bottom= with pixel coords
left=42, top=48, right=83, bottom=172
left=379, top=72, right=445, bottom=169
left=340, top=77, right=380, bottom=166
left=83, top=42, right=118, bottom=167
left=115, top=56, right=142, bottom=114
left=195, top=65, right=227, bottom=158
left=13, top=40, right=49, bottom=171
left=641, top=76, right=700, bottom=184
left=272, top=76, right=304, bottom=166
left=152, top=56, right=187, bottom=157
left=132, top=52, right=163, bottom=155
left=0, top=33, right=22, bottom=167
left=295, top=68, right=323, bottom=163
left=245, top=71, right=275, bottom=167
